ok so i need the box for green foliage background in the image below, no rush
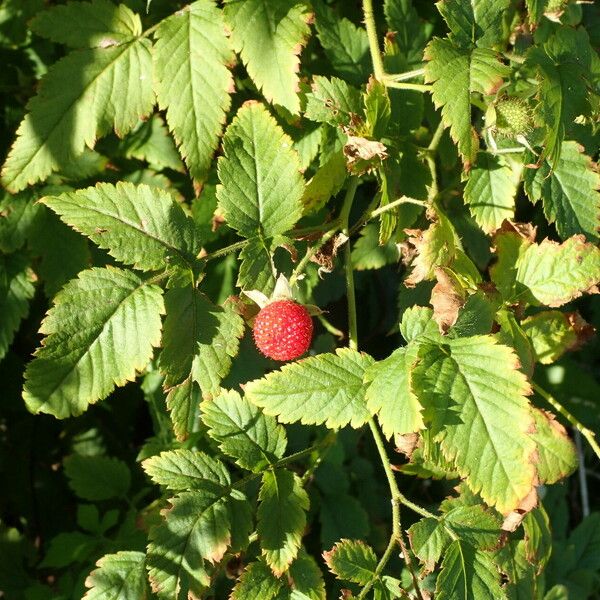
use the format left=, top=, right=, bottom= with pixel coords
left=0, top=0, right=600, bottom=598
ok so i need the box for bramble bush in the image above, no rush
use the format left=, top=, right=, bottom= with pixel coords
left=1, top=0, right=600, bottom=598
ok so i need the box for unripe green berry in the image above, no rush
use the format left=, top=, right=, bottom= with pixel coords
left=493, top=98, right=533, bottom=138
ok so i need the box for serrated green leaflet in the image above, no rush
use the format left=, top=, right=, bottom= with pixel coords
left=323, top=539, right=377, bottom=584
left=23, top=267, right=164, bottom=418
left=527, top=28, right=593, bottom=167
left=425, top=39, right=508, bottom=166
left=0, top=190, right=39, bottom=253
left=146, top=490, right=229, bottom=598
left=258, top=469, right=309, bottom=575
left=436, top=539, right=506, bottom=600
left=305, top=76, right=362, bottom=126
left=464, top=152, right=517, bottom=233
left=231, top=560, right=285, bottom=600
left=83, top=551, right=147, bottom=600
left=400, top=306, right=441, bottom=343
left=201, top=390, right=287, bottom=472
left=159, top=286, right=244, bottom=391
left=245, top=348, right=374, bottom=429
left=237, top=236, right=277, bottom=295
left=313, top=1, right=370, bottom=86
left=384, top=0, right=432, bottom=67
left=351, top=223, right=399, bottom=271
left=521, top=311, right=577, bottom=364
left=217, top=102, right=304, bottom=239
left=154, top=1, right=233, bottom=183
left=364, top=346, right=424, bottom=438
left=0, top=254, right=35, bottom=361
left=165, top=377, right=201, bottom=441
left=64, top=455, right=130, bottom=501
left=412, top=336, right=536, bottom=513
left=30, top=0, right=141, bottom=48
left=42, top=182, right=200, bottom=271
left=524, top=141, right=600, bottom=242
left=224, top=0, right=310, bottom=114
left=143, top=449, right=230, bottom=491
left=436, top=0, right=510, bottom=48
left=1, top=39, right=154, bottom=192
left=530, top=407, right=576, bottom=484
left=515, top=237, right=600, bottom=307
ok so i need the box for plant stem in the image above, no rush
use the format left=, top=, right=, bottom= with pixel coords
left=385, top=67, right=425, bottom=81
left=317, top=313, right=345, bottom=339
left=384, top=80, right=432, bottom=92
left=289, top=227, right=339, bottom=287
left=340, top=177, right=360, bottom=349
left=425, top=121, right=445, bottom=200
left=370, top=196, right=427, bottom=219
left=200, top=240, right=247, bottom=262
left=358, top=419, right=424, bottom=600
left=533, top=382, right=600, bottom=461
left=362, top=0, right=385, bottom=80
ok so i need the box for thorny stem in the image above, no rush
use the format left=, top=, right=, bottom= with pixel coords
left=200, top=240, right=248, bottom=262
left=384, top=80, right=433, bottom=92
left=425, top=121, right=445, bottom=200
left=358, top=419, right=424, bottom=600
left=370, top=197, right=428, bottom=219
left=289, top=227, right=339, bottom=287
left=533, top=382, right=600, bottom=462
left=340, top=177, right=360, bottom=350
left=386, top=67, right=426, bottom=81
left=362, top=0, right=386, bottom=80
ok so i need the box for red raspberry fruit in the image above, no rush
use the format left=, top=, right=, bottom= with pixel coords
left=253, top=300, right=313, bottom=361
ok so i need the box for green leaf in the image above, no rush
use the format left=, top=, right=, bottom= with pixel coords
left=0, top=254, right=35, bottom=361
left=436, top=0, right=511, bottom=48
left=246, top=348, right=374, bottom=430
left=319, top=493, right=370, bottom=551
left=494, top=539, right=537, bottom=600
left=288, top=550, right=326, bottom=600
left=30, top=0, right=141, bottom=47
left=217, top=102, right=304, bottom=238
left=258, top=469, right=309, bottom=575
left=165, top=377, right=201, bottom=441
left=515, top=236, right=600, bottom=307
left=159, top=287, right=244, bottom=392
left=40, top=531, right=97, bottom=568
left=521, top=310, right=579, bottom=364
left=323, top=539, right=377, bottom=585
left=523, top=141, right=600, bottom=242
left=237, top=237, right=277, bottom=295
left=305, top=76, right=362, bottom=126
left=495, top=309, right=535, bottom=377
left=412, top=336, right=536, bottom=513
left=409, top=517, right=451, bottom=570
left=23, top=267, right=164, bottom=418
left=313, top=1, right=370, bottom=86
left=436, top=540, right=506, bottom=600
left=425, top=39, right=508, bottom=167
left=400, top=306, right=440, bottom=343
left=121, top=115, right=183, bottom=173
left=143, top=449, right=230, bottom=491
left=42, top=182, right=200, bottom=271
left=64, top=455, right=130, bottom=501
left=83, top=551, right=148, bottom=600
left=384, top=0, right=433, bottom=67
left=530, top=407, right=577, bottom=485
left=224, top=0, right=311, bottom=113
left=154, top=1, right=234, bottom=183
left=28, top=206, right=91, bottom=297
left=464, top=152, right=517, bottom=233
left=527, top=28, right=593, bottom=167
left=364, top=346, right=424, bottom=438
left=301, top=151, right=347, bottom=215
left=231, top=560, right=285, bottom=600
left=1, top=39, right=154, bottom=192
left=523, top=506, right=552, bottom=570
left=0, top=190, right=39, bottom=253
left=201, top=389, right=287, bottom=472
left=351, top=223, right=399, bottom=271
left=146, top=490, right=230, bottom=598
left=567, top=512, right=600, bottom=572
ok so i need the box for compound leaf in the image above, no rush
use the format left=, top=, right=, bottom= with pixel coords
left=64, top=454, right=130, bottom=501
left=245, top=348, right=374, bottom=430
left=224, top=0, right=311, bottom=113
left=23, top=267, right=164, bottom=418
left=201, top=389, right=287, bottom=472
left=217, top=102, right=304, bottom=239
left=154, top=1, right=234, bottom=183
left=42, top=182, right=200, bottom=271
